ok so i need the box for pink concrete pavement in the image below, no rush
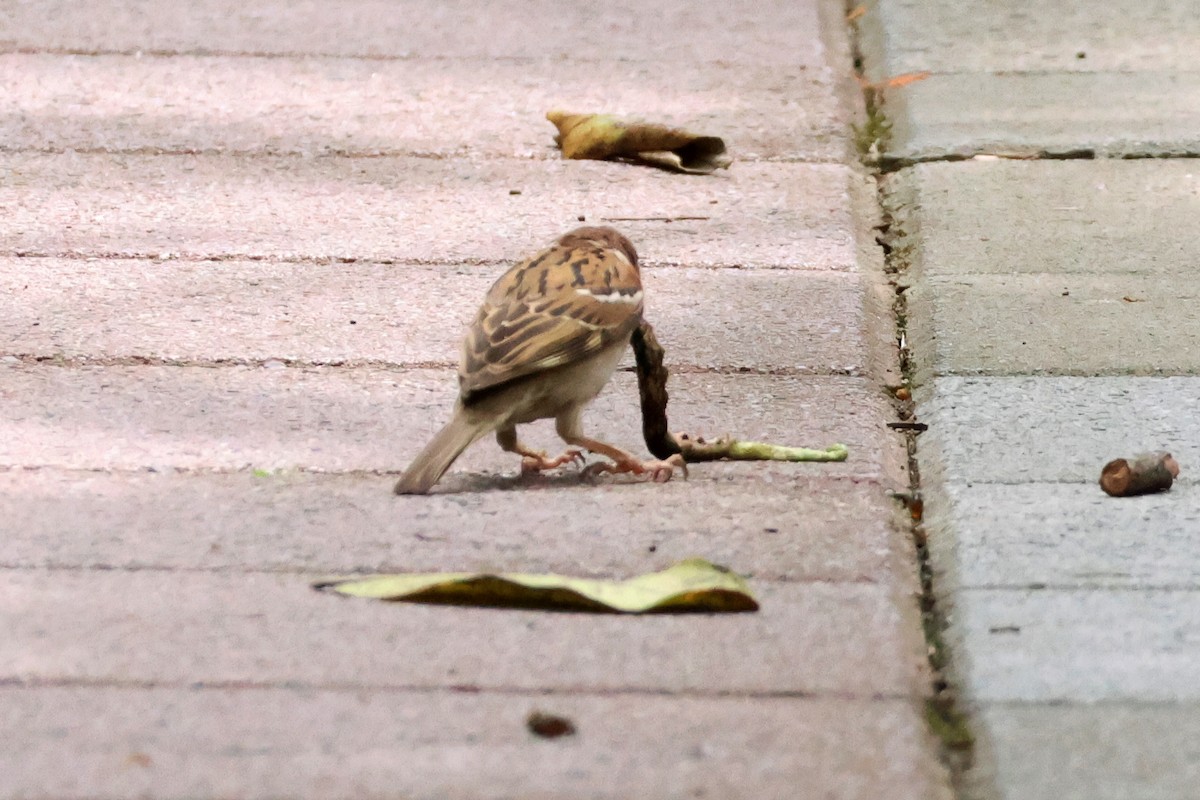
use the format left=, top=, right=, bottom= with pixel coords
left=3, top=688, right=935, bottom=800
left=0, top=1, right=951, bottom=797
left=0, top=53, right=847, bottom=162
left=3, top=260, right=879, bottom=373
left=0, top=155, right=865, bottom=269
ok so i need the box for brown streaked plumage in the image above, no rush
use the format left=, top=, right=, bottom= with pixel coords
left=394, top=226, right=685, bottom=494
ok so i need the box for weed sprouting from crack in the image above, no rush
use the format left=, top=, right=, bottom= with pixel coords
left=852, top=85, right=893, bottom=163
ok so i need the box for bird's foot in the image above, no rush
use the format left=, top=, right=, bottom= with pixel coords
left=582, top=453, right=688, bottom=483
left=520, top=449, right=586, bottom=474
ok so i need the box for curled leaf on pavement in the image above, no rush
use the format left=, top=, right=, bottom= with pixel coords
left=631, top=320, right=849, bottom=464
left=314, top=558, right=758, bottom=614
left=546, top=110, right=733, bottom=174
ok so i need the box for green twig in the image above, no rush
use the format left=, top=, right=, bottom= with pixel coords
left=676, top=436, right=848, bottom=463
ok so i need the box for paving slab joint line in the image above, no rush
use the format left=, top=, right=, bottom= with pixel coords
left=0, top=44, right=820, bottom=68
left=912, top=150, right=1200, bottom=172
left=867, top=134, right=1200, bottom=175
left=0, top=353, right=862, bottom=378
left=0, top=675, right=913, bottom=703
left=0, top=462, right=892, bottom=483
left=0, top=354, right=456, bottom=372
left=0, top=249, right=852, bottom=273
left=846, top=4, right=978, bottom=792
left=874, top=147, right=1100, bottom=174
left=0, top=562, right=886, bottom=588
left=0, top=144, right=835, bottom=166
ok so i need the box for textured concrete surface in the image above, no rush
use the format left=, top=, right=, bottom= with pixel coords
left=0, top=0, right=840, bottom=66
left=856, top=1, right=1200, bottom=161
left=927, top=483, right=1200, bottom=590
left=917, top=376, right=1200, bottom=485
left=857, top=0, right=1200, bottom=78
left=884, top=73, right=1200, bottom=161
left=0, top=53, right=846, bottom=162
left=0, top=688, right=943, bottom=800
left=0, top=365, right=901, bottom=480
left=972, top=703, right=1200, bottom=800
left=906, top=274, right=1200, bottom=380
left=944, top=588, right=1200, bottom=703
left=1, top=570, right=922, bottom=695
left=0, top=471, right=910, bottom=584
left=0, top=154, right=865, bottom=269
left=860, top=1, right=1200, bottom=797
left=1, top=260, right=871, bottom=374
left=887, top=159, right=1200, bottom=278
left=0, top=0, right=955, bottom=797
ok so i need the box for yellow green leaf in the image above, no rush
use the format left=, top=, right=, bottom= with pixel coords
left=314, top=558, right=758, bottom=614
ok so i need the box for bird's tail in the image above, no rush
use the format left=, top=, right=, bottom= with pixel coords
left=394, top=412, right=491, bottom=495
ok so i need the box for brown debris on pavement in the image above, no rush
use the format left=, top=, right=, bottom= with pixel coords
left=1100, top=451, right=1180, bottom=497
left=527, top=711, right=577, bottom=739
left=547, top=110, right=733, bottom=174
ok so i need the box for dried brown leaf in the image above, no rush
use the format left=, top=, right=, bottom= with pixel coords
left=546, top=111, right=732, bottom=174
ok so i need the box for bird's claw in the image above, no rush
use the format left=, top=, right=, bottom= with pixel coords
left=520, top=448, right=586, bottom=474
left=582, top=453, right=688, bottom=483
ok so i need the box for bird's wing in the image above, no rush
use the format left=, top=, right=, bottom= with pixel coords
left=459, top=240, right=643, bottom=399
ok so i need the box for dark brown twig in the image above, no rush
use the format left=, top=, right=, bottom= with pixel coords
left=630, top=321, right=681, bottom=460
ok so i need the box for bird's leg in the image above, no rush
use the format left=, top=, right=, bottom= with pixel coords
left=495, top=426, right=584, bottom=474
left=554, top=414, right=687, bottom=483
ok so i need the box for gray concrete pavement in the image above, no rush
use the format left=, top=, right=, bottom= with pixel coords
left=931, top=483, right=1200, bottom=589
left=0, top=1, right=951, bottom=798
left=859, top=0, right=1200, bottom=161
left=918, top=377, right=1200, bottom=485
left=908, top=274, right=1200, bottom=379
left=973, top=704, right=1200, bottom=800
left=884, top=73, right=1200, bottom=161
left=888, top=160, right=1200, bottom=277
left=859, top=1, right=1200, bottom=797
left=858, top=0, right=1200, bottom=76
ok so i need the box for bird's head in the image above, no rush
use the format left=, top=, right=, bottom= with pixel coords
left=557, top=226, right=638, bottom=269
